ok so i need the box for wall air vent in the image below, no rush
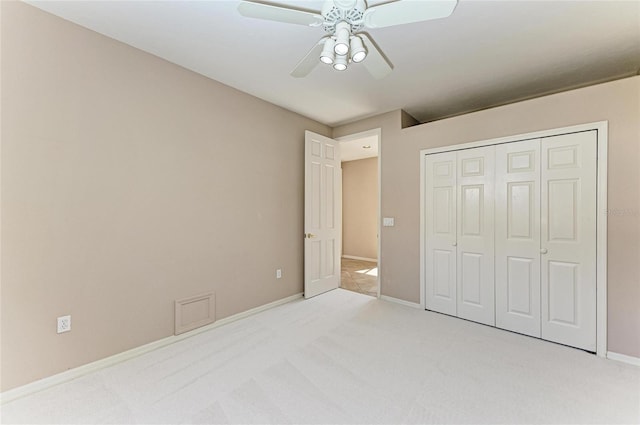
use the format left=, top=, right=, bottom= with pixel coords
left=174, top=292, right=216, bottom=335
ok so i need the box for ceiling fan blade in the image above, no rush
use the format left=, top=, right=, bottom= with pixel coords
left=290, top=40, right=325, bottom=78
left=363, top=0, right=458, bottom=29
left=359, top=34, right=393, bottom=79
left=238, top=1, right=323, bottom=27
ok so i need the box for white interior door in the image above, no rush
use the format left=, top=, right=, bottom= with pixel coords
left=424, top=152, right=457, bottom=316
left=304, top=131, right=341, bottom=299
left=541, top=131, right=597, bottom=351
left=456, top=146, right=495, bottom=326
left=495, top=139, right=542, bottom=337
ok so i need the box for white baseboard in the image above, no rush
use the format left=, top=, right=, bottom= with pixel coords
left=342, top=255, right=377, bottom=262
left=380, top=295, right=422, bottom=309
left=0, top=292, right=303, bottom=405
left=607, top=351, right=640, bottom=366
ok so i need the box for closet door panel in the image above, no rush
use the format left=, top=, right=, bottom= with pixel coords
left=456, top=146, right=495, bottom=326
left=425, top=152, right=457, bottom=316
left=495, top=140, right=541, bottom=337
left=541, top=131, right=597, bottom=352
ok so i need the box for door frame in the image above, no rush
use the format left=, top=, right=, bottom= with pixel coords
left=336, top=128, right=382, bottom=299
left=419, top=121, right=608, bottom=357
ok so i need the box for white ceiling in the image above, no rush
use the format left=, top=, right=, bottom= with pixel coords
left=340, top=134, right=379, bottom=162
left=27, top=0, right=640, bottom=126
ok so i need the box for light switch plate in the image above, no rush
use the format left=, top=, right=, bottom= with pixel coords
left=383, top=217, right=395, bottom=227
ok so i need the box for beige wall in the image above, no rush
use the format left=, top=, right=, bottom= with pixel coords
left=342, top=158, right=378, bottom=260
left=334, top=77, right=640, bottom=358
left=0, top=1, right=330, bottom=391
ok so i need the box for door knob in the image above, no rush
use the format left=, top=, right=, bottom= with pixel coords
left=306, top=233, right=317, bottom=239
left=540, top=248, right=548, bottom=254
left=452, top=242, right=457, bottom=247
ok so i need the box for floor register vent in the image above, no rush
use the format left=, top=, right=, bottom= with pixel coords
left=174, top=292, right=216, bottom=335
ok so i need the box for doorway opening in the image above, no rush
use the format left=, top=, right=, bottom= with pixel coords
left=337, top=129, right=381, bottom=298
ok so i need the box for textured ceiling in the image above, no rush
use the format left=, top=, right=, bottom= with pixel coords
left=27, top=0, right=640, bottom=126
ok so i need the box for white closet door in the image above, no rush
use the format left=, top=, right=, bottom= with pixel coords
left=495, top=140, right=541, bottom=337
left=541, top=131, right=597, bottom=352
left=425, top=152, right=457, bottom=316
left=456, top=146, right=495, bottom=326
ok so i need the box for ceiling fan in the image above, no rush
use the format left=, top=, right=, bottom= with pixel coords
left=238, top=0, right=458, bottom=79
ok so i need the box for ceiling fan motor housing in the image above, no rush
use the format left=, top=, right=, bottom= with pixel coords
left=321, top=0, right=366, bottom=33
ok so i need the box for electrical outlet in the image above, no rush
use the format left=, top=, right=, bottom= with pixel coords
left=57, top=315, right=71, bottom=334
left=276, top=269, right=282, bottom=279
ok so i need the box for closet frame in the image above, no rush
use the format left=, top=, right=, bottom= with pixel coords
left=419, top=121, right=608, bottom=357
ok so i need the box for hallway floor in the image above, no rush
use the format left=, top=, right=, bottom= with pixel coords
left=340, top=258, right=378, bottom=297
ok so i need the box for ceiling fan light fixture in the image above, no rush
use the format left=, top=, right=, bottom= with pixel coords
left=333, top=54, right=348, bottom=71
left=334, top=21, right=351, bottom=56
left=238, top=0, right=460, bottom=79
left=350, top=36, right=367, bottom=63
left=334, top=42, right=349, bottom=56
left=320, top=38, right=336, bottom=64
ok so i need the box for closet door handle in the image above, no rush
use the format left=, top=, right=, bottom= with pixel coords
left=540, top=248, right=548, bottom=254
left=452, top=242, right=457, bottom=247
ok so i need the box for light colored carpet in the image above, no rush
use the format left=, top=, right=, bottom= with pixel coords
left=2, top=289, right=639, bottom=424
